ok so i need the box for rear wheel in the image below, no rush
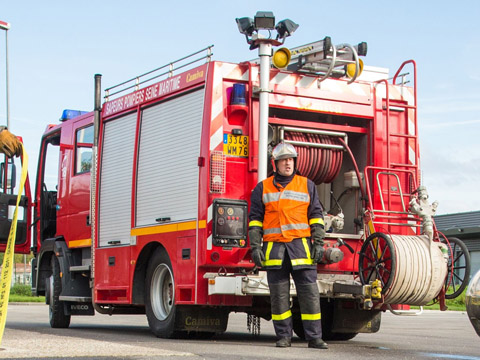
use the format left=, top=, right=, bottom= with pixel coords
left=48, top=256, right=71, bottom=328
left=145, top=248, right=178, bottom=338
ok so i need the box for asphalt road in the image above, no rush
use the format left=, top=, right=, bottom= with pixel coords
left=1, top=303, right=479, bottom=360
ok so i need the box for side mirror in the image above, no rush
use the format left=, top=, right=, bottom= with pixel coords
left=0, top=161, right=16, bottom=191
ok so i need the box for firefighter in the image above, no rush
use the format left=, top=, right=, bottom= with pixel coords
left=0, top=127, right=22, bottom=157
left=248, top=142, right=328, bottom=349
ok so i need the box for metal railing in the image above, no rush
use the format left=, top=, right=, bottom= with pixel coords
left=104, top=45, right=214, bottom=101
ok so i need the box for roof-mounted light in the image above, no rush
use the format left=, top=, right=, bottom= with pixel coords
left=275, top=19, right=299, bottom=40
left=254, top=11, right=275, bottom=30
left=236, top=11, right=298, bottom=47
left=235, top=17, right=255, bottom=36
left=60, top=109, right=88, bottom=122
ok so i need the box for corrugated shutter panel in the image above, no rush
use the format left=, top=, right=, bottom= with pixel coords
left=136, top=89, right=204, bottom=226
left=99, top=112, right=137, bottom=247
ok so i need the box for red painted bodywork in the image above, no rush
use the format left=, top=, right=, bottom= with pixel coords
left=31, top=58, right=420, bottom=308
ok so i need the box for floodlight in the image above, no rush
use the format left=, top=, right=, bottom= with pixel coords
left=275, top=19, right=299, bottom=39
left=254, top=11, right=275, bottom=30
left=236, top=17, right=255, bottom=36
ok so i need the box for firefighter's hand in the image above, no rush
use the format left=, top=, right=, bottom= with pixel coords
left=0, top=129, right=22, bottom=157
left=251, top=248, right=265, bottom=268
left=312, top=244, right=325, bottom=264
left=311, top=224, right=325, bottom=245
left=249, top=226, right=264, bottom=267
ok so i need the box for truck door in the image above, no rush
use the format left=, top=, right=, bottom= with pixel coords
left=55, top=116, right=93, bottom=246
left=33, top=129, right=61, bottom=252
left=0, top=148, right=32, bottom=254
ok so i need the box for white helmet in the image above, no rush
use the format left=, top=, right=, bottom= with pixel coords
left=271, top=142, right=298, bottom=161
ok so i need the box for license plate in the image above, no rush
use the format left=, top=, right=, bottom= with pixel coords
left=223, top=134, right=249, bottom=157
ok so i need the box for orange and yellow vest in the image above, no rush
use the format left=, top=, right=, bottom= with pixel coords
left=262, top=175, right=311, bottom=242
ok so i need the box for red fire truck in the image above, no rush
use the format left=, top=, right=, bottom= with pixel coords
left=0, top=24, right=471, bottom=340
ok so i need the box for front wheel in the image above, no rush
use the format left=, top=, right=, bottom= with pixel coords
left=48, top=256, right=71, bottom=328
left=145, top=248, right=178, bottom=338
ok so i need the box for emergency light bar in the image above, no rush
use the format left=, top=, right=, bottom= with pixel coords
left=60, top=109, right=88, bottom=122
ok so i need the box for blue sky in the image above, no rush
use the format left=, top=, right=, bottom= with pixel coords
left=1, top=1, right=479, bottom=215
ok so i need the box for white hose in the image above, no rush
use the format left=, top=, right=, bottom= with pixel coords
left=385, top=235, right=447, bottom=305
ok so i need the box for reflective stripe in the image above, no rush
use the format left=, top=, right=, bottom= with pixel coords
left=263, top=242, right=284, bottom=266
left=263, top=192, right=280, bottom=203
left=301, top=237, right=312, bottom=260
left=301, top=313, right=321, bottom=321
left=281, top=223, right=309, bottom=231
left=309, top=218, right=325, bottom=226
left=249, top=220, right=263, bottom=227
left=264, top=259, right=283, bottom=266
left=264, top=227, right=282, bottom=235
left=265, top=241, right=274, bottom=260
left=291, top=258, right=314, bottom=266
left=282, top=190, right=309, bottom=203
left=272, top=310, right=292, bottom=321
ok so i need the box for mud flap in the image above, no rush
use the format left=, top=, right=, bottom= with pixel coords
left=174, top=306, right=229, bottom=333
left=331, top=302, right=381, bottom=334
left=68, top=302, right=95, bottom=316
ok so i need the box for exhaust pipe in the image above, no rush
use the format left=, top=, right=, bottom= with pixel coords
left=90, top=74, right=102, bottom=281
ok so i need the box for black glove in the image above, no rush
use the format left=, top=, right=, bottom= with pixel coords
left=249, top=227, right=265, bottom=268
left=311, top=244, right=325, bottom=263
left=311, top=224, right=325, bottom=263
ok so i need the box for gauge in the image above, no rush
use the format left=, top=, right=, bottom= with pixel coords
left=217, top=207, right=224, bottom=215
left=227, top=207, right=234, bottom=216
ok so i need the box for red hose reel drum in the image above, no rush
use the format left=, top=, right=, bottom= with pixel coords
left=283, top=132, right=343, bottom=185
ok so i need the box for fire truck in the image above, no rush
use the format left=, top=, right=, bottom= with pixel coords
left=0, top=22, right=471, bottom=340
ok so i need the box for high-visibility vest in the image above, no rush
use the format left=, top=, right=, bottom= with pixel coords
left=262, top=175, right=311, bottom=242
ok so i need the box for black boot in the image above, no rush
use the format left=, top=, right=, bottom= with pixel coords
left=276, top=337, right=292, bottom=347
left=308, top=338, right=328, bottom=349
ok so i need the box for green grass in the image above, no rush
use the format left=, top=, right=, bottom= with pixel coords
left=9, top=294, right=45, bottom=302
left=8, top=284, right=45, bottom=303
left=411, top=288, right=467, bottom=311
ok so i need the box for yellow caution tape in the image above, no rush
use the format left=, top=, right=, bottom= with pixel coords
left=0, top=146, right=28, bottom=345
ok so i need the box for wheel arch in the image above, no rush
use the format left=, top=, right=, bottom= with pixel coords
left=35, top=237, right=67, bottom=296
left=132, top=241, right=168, bottom=305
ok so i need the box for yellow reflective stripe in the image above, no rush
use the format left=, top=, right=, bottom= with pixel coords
left=272, top=310, right=292, bottom=321
left=262, top=242, right=276, bottom=266
left=264, top=259, right=283, bottom=266
left=249, top=220, right=263, bottom=227
left=291, top=258, right=314, bottom=266
left=301, top=313, right=321, bottom=321
left=69, top=238, right=92, bottom=248
left=309, top=218, right=325, bottom=226
left=131, top=220, right=206, bottom=236
left=265, top=241, right=274, bottom=260
left=301, top=237, right=312, bottom=260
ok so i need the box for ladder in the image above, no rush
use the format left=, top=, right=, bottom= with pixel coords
left=366, top=60, right=421, bottom=232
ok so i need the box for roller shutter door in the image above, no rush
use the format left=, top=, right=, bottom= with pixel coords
left=136, top=89, right=204, bottom=226
left=98, top=112, right=137, bottom=247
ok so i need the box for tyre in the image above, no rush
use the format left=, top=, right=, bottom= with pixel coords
left=48, top=256, right=71, bottom=328
left=145, top=248, right=178, bottom=338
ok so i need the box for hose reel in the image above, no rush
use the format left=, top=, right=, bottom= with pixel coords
left=276, top=126, right=345, bottom=185
left=359, top=232, right=448, bottom=306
